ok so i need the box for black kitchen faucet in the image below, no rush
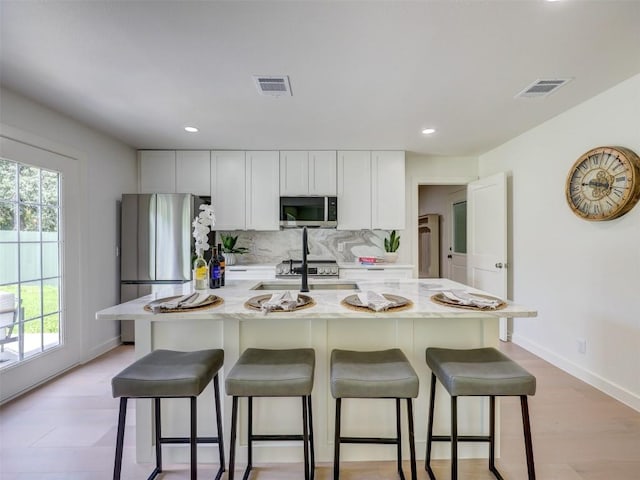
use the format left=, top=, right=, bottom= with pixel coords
left=300, top=226, right=309, bottom=292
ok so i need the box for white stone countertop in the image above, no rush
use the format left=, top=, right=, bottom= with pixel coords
left=96, top=278, right=537, bottom=321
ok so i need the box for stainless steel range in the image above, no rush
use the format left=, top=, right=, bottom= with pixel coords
left=276, top=259, right=339, bottom=278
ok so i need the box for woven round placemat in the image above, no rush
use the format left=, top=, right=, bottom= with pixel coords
left=144, top=295, right=224, bottom=313
left=340, top=294, right=414, bottom=313
left=244, top=294, right=316, bottom=312
left=430, top=293, right=506, bottom=311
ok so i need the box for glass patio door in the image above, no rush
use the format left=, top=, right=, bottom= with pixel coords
left=0, top=136, right=81, bottom=402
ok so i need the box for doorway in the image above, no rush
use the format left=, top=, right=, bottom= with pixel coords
left=417, top=185, right=466, bottom=280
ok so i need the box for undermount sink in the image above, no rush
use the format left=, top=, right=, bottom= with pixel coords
left=251, top=281, right=359, bottom=291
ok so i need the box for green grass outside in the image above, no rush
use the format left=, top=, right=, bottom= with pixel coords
left=1, top=284, right=60, bottom=333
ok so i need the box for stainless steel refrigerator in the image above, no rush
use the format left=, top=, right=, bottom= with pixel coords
left=119, top=193, right=195, bottom=342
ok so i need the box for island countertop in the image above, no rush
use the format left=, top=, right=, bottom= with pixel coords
left=95, top=277, right=537, bottom=321
left=98, top=277, right=536, bottom=467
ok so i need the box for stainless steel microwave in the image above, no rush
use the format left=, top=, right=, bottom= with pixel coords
left=279, top=196, right=338, bottom=228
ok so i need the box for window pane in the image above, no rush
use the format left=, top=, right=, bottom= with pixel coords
left=20, top=243, right=42, bottom=282
left=43, top=242, right=59, bottom=278
left=453, top=201, right=467, bottom=254
left=42, top=278, right=59, bottom=316
left=0, top=243, right=19, bottom=284
left=43, top=314, right=60, bottom=349
left=0, top=201, right=17, bottom=241
left=20, top=281, right=42, bottom=321
left=20, top=204, right=39, bottom=234
left=0, top=160, right=17, bottom=201
left=42, top=206, right=58, bottom=236
left=41, top=170, right=59, bottom=206
left=23, top=318, right=43, bottom=359
left=19, top=165, right=40, bottom=203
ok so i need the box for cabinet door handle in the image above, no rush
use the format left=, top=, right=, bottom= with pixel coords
left=495, top=262, right=505, bottom=269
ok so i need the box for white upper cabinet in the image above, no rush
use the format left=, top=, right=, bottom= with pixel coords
left=337, top=150, right=405, bottom=230
left=372, top=151, right=405, bottom=230
left=176, top=151, right=211, bottom=196
left=211, top=151, right=246, bottom=231
left=245, top=151, right=280, bottom=230
left=139, top=151, right=176, bottom=193
left=337, top=151, right=371, bottom=230
left=280, top=151, right=337, bottom=196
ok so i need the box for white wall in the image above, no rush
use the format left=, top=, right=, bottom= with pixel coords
left=0, top=88, right=137, bottom=368
left=479, top=74, right=640, bottom=410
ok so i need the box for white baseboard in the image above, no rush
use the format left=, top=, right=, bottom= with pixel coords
left=512, top=333, right=640, bottom=413
left=83, top=336, right=122, bottom=364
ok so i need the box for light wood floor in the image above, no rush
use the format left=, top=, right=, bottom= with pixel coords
left=1, top=342, right=639, bottom=479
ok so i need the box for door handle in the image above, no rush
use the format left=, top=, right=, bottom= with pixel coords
left=447, top=255, right=452, bottom=259
left=495, top=262, right=504, bottom=269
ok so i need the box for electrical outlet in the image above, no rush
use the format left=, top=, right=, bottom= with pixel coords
left=577, top=338, right=587, bottom=354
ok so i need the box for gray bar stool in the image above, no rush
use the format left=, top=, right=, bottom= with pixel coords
left=330, top=348, right=419, bottom=480
left=425, top=347, right=536, bottom=480
left=225, top=348, right=315, bottom=480
left=111, top=349, right=225, bottom=480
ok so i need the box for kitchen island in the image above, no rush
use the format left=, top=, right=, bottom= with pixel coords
left=96, top=278, right=537, bottom=466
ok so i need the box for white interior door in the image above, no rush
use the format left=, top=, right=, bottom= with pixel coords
left=447, top=189, right=467, bottom=283
left=467, top=172, right=509, bottom=340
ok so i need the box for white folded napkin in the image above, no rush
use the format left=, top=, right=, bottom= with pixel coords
left=153, top=293, right=210, bottom=312
left=357, top=291, right=394, bottom=312
left=442, top=290, right=501, bottom=309
left=261, top=291, right=299, bottom=314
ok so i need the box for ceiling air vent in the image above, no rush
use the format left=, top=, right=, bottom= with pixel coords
left=253, top=75, right=292, bottom=97
left=515, top=78, right=572, bottom=98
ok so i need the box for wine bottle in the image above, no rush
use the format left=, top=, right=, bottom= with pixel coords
left=193, top=250, right=208, bottom=290
left=217, top=242, right=226, bottom=287
left=209, top=247, right=221, bottom=289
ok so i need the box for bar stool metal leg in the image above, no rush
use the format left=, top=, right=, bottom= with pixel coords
left=302, top=396, right=310, bottom=480
left=396, top=398, right=403, bottom=478
left=425, top=373, right=436, bottom=480
left=229, top=396, right=239, bottom=480
left=333, top=397, right=341, bottom=480
left=407, top=398, right=417, bottom=480
left=154, top=398, right=162, bottom=477
left=451, top=396, right=458, bottom=480
left=308, top=395, right=315, bottom=480
left=213, top=375, right=225, bottom=479
left=190, top=397, right=197, bottom=480
left=521, top=396, right=536, bottom=480
left=113, top=398, right=127, bottom=480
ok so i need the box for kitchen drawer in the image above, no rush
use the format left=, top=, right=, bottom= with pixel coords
left=225, top=265, right=276, bottom=280
left=339, top=266, right=413, bottom=280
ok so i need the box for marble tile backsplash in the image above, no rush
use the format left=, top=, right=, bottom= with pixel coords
left=218, top=229, right=390, bottom=263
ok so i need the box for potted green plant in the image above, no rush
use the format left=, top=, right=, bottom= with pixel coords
left=220, top=234, right=249, bottom=266
left=383, top=230, right=400, bottom=263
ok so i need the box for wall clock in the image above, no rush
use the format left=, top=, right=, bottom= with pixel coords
left=565, top=146, right=640, bottom=221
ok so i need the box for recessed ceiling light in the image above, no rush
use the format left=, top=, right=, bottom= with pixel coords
left=421, top=128, right=436, bottom=135
left=184, top=126, right=198, bottom=133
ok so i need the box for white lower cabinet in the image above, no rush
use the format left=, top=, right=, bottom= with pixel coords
left=225, top=265, right=276, bottom=281
left=339, top=265, right=413, bottom=280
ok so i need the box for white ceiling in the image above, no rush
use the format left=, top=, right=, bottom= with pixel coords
left=1, top=1, right=639, bottom=156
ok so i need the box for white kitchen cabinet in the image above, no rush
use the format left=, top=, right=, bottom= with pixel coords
left=337, top=151, right=371, bottom=230
left=339, top=264, right=413, bottom=280
left=372, top=151, right=405, bottom=230
left=139, top=151, right=176, bottom=193
left=225, top=265, right=276, bottom=281
left=245, top=151, right=280, bottom=230
left=176, top=151, right=211, bottom=196
left=280, top=150, right=336, bottom=196
left=337, top=150, right=405, bottom=230
left=211, top=151, right=246, bottom=230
